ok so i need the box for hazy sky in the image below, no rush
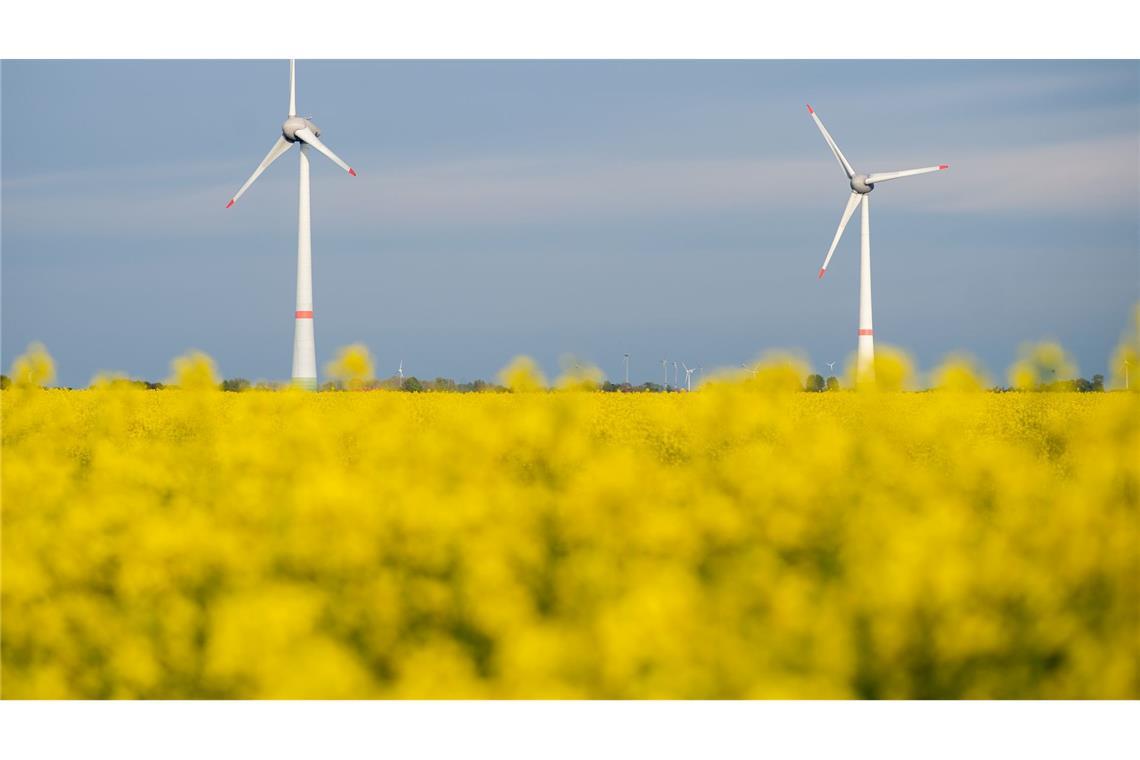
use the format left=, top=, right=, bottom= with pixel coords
left=3, top=60, right=1138, bottom=386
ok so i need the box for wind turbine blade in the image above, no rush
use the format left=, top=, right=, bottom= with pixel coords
left=866, top=165, right=949, bottom=184
left=294, top=127, right=356, bottom=176
left=289, top=59, right=297, bottom=117
left=226, top=135, right=293, bottom=208
left=806, top=105, right=855, bottom=179
left=818, top=191, right=862, bottom=278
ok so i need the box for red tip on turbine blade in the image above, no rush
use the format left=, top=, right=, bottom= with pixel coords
left=818, top=267, right=826, bottom=279
left=348, top=168, right=357, bottom=176
left=939, top=164, right=949, bottom=170
left=225, top=199, right=234, bottom=209
left=806, top=104, right=814, bottom=114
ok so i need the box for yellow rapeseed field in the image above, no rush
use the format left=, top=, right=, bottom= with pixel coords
left=2, top=351, right=1138, bottom=699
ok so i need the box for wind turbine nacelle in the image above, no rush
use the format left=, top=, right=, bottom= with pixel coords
left=850, top=173, right=874, bottom=194
left=282, top=116, right=321, bottom=142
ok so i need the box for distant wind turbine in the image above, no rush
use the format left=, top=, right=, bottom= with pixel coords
left=624, top=353, right=631, bottom=386
left=226, top=60, right=358, bottom=389
left=662, top=359, right=669, bottom=390
left=397, top=360, right=404, bottom=380
left=826, top=361, right=837, bottom=374
left=807, top=104, right=948, bottom=384
left=682, top=362, right=695, bottom=391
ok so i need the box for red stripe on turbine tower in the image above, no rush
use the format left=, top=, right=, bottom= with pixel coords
left=295, top=310, right=314, bottom=318
left=858, top=329, right=874, bottom=336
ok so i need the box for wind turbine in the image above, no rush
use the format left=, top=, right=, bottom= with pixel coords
left=807, top=104, right=948, bottom=384
left=397, top=360, right=404, bottom=381
left=226, top=60, right=357, bottom=389
left=682, top=362, right=695, bottom=391
left=673, top=361, right=679, bottom=389
left=624, top=353, right=631, bottom=386
left=662, top=359, right=669, bottom=390
left=826, top=361, right=837, bottom=374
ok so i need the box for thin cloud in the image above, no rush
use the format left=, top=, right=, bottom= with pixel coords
left=3, top=133, right=1136, bottom=238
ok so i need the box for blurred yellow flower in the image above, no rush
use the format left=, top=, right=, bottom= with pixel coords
left=555, top=356, right=605, bottom=391
left=869, top=345, right=916, bottom=392
left=325, top=343, right=375, bottom=390
left=1008, top=341, right=1078, bottom=391
left=499, top=355, right=547, bottom=392
left=931, top=354, right=989, bottom=392
left=10, top=342, right=56, bottom=388
left=167, top=350, right=220, bottom=390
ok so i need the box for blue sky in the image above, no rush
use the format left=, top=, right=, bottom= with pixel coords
left=2, top=60, right=1138, bottom=386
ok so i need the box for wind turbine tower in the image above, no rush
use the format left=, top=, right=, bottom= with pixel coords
left=226, top=60, right=357, bottom=389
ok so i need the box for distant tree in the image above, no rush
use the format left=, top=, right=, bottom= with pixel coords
left=222, top=378, right=251, bottom=392
left=601, top=381, right=622, bottom=392
left=146, top=381, right=165, bottom=390
left=1091, top=374, right=1104, bottom=392
left=805, top=374, right=825, bottom=392
left=0, top=375, right=9, bottom=390
left=432, top=377, right=458, bottom=392
left=1073, top=377, right=1092, bottom=393
left=402, top=377, right=424, bottom=393
left=826, top=376, right=840, bottom=392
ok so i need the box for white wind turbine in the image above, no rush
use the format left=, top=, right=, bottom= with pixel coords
left=226, top=60, right=357, bottom=389
left=397, top=360, right=404, bottom=381
left=682, top=362, right=695, bottom=391
left=807, top=104, right=948, bottom=384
